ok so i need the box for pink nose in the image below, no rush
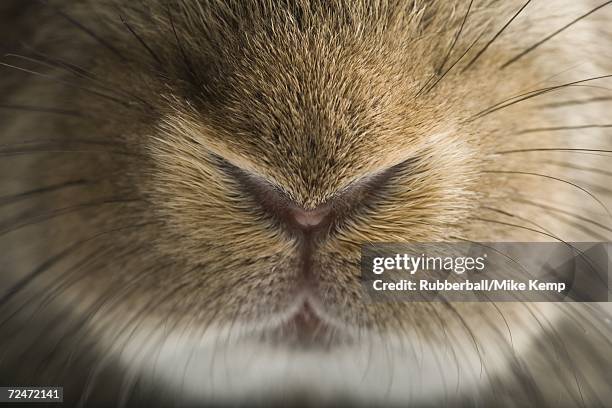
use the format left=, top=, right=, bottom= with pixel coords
left=291, top=207, right=329, bottom=228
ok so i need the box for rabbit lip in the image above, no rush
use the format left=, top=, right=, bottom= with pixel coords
left=267, top=299, right=340, bottom=347
left=286, top=301, right=329, bottom=336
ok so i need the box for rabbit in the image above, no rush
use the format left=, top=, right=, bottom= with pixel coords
left=0, top=0, right=611, bottom=406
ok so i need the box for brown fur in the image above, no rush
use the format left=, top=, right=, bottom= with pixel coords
left=1, top=0, right=611, bottom=406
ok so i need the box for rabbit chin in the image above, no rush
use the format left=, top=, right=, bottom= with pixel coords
left=107, top=303, right=558, bottom=406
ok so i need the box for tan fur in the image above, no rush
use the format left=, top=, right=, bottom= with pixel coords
left=1, top=0, right=611, bottom=406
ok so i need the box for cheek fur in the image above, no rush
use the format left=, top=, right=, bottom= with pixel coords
left=0, top=0, right=611, bottom=406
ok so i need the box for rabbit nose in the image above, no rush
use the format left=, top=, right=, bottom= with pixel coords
left=290, top=206, right=330, bottom=228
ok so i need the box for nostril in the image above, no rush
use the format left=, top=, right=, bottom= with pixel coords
left=291, top=206, right=330, bottom=228
left=216, top=153, right=406, bottom=233
left=213, top=155, right=333, bottom=231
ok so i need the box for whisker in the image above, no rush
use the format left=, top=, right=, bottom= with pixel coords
left=501, top=0, right=612, bottom=69
left=0, top=149, right=140, bottom=158
left=0, top=139, right=125, bottom=148
left=515, top=124, right=612, bottom=134
left=480, top=206, right=557, bottom=236
left=4, top=54, right=153, bottom=109
left=439, top=300, right=485, bottom=377
left=512, top=197, right=612, bottom=234
left=0, top=62, right=133, bottom=108
left=495, top=148, right=612, bottom=156
left=0, top=139, right=142, bottom=158
left=450, top=235, right=532, bottom=290
left=483, top=170, right=611, bottom=217
left=477, top=207, right=608, bottom=267
left=5, top=53, right=96, bottom=81
left=417, top=29, right=486, bottom=97
left=461, top=0, right=532, bottom=73
left=415, top=0, right=474, bottom=97
left=13, top=245, right=166, bottom=363
left=37, top=0, right=127, bottom=62
left=167, top=5, right=199, bottom=85
left=11, top=220, right=165, bottom=364
left=0, top=179, right=91, bottom=207
left=0, top=243, right=136, bottom=332
left=536, top=96, right=612, bottom=109
left=539, top=160, right=612, bottom=178
left=0, top=104, right=86, bottom=117
left=118, top=13, right=163, bottom=67
left=438, top=0, right=474, bottom=74
left=516, top=203, right=609, bottom=242
left=469, top=217, right=605, bottom=284
left=469, top=74, right=612, bottom=120
left=0, top=197, right=143, bottom=238
left=579, top=182, right=612, bottom=196
left=77, top=279, right=194, bottom=408
left=0, top=222, right=151, bottom=308
left=21, top=44, right=97, bottom=80
left=34, top=246, right=148, bottom=318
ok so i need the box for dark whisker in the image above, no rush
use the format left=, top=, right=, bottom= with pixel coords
left=461, top=0, right=532, bottom=73
left=515, top=124, right=612, bottom=134
left=439, top=300, right=485, bottom=376
left=549, top=215, right=609, bottom=241
left=0, top=139, right=125, bottom=148
left=21, top=44, right=97, bottom=79
left=450, top=235, right=532, bottom=293
left=501, top=0, right=612, bottom=69
left=495, top=148, right=612, bottom=155
left=579, top=181, right=612, bottom=196
left=473, top=209, right=591, bottom=283
left=512, top=198, right=612, bottom=234
left=511, top=200, right=611, bottom=240
left=6, top=52, right=95, bottom=81
left=77, top=279, right=194, bottom=407
left=469, top=217, right=605, bottom=281
left=0, top=62, right=132, bottom=108
left=438, top=0, right=474, bottom=74
left=480, top=206, right=556, bottom=236
left=418, top=29, right=486, bottom=97
left=118, top=13, right=163, bottom=67
left=37, top=0, right=127, bottom=62
left=4, top=54, right=155, bottom=110
left=469, top=74, right=612, bottom=120
left=0, top=149, right=140, bottom=158
left=0, top=104, right=85, bottom=117
left=0, top=179, right=91, bottom=207
left=539, top=160, right=612, bottom=178
left=13, top=244, right=166, bottom=357
left=0, top=243, right=131, bottom=331
left=167, top=5, right=199, bottom=85
left=0, top=197, right=142, bottom=238
left=536, top=96, right=612, bottom=109
left=0, top=222, right=150, bottom=308
left=483, top=170, right=611, bottom=217
left=0, top=139, right=142, bottom=158
left=415, top=0, right=474, bottom=97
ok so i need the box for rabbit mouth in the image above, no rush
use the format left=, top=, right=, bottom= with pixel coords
left=268, top=300, right=335, bottom=347
left=259, top=296, right=357, bottom=349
